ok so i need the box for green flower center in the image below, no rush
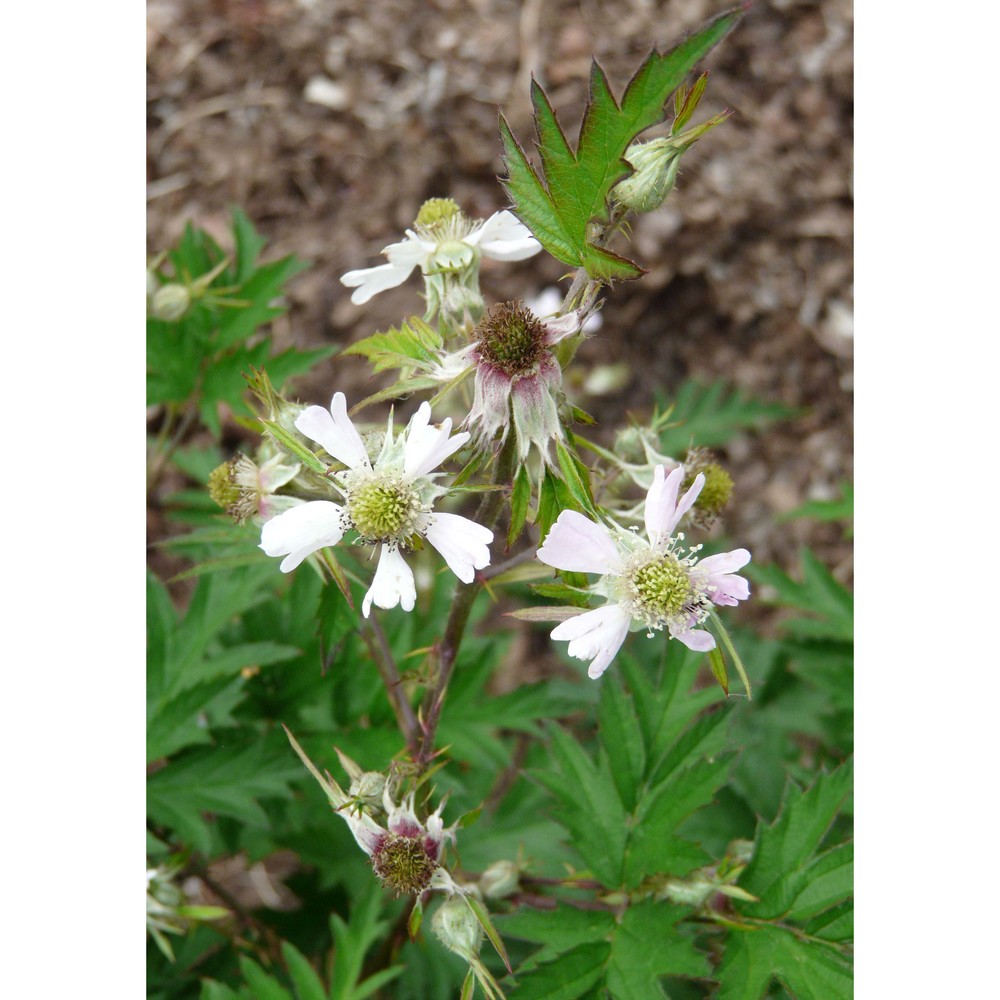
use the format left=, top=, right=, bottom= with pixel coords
left=475, top=301, right=545, bottom=375
left=414, top=197, right=461, bottom=229
left=685, top=462, right=733, bottom=518
left=348, top=480, right=419, bottom=542
left=371, top=834, right=437, bottom=895
left=631, top=555, right=693, bottom=617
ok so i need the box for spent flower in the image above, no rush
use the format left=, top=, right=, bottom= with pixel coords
left=259, top=392, right=493, bottom=616
left=537, top=465, right=750, bottom=678
left=465, top=300, right=582, bottom=462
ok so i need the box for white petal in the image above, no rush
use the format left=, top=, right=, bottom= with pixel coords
left=551, top=604, right=631, bottom=679
left=362, top=545, right=416, bottom=617
left=470, top=210, right=542, bottom=260
left=403, top=403, right=469, bottom=478
left=340, top=236, right=426, bottom=304
left=295, top=392, right=371, bottom=470
left=259, top=501, right=344, bottom=572
left=424, top=512, right=494, bottom=584
left=537, top=510, right=624, bottom=575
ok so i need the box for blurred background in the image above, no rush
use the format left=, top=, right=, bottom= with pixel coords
left=146, top=0, right=853, bottom=578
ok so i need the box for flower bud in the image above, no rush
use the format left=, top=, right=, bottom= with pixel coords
left=478, top=860, right=520, bottom=900
left=613, top=139, right=683, bottom=214
left=432, top=895, right=483, bottom=962
left=151, top=283, right=191, bottom=322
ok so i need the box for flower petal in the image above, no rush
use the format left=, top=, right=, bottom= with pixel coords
left=470, top=210, right=542, bottom=260
left=551, top=604, right=632, bottom=679
left=340, top=236, right=427, bottom=304
left=340, top=811, right=386, bottom=856
left=669, top=473, right=705, bottom=534
left=697, top=548, right=752, bottom=576
left=362, top=545, right=416, bottom=617
left=259, top=501, right=344, bottom=572
left=403, top=402, right=469, bottom=478
left=541, top=310, right=583, bottom=344
left=537, top=510, right=624, bottom=575
left=670, top=626, right=716, bottom=652
left=295, top=392, right=371, bottom=470
left=424, top=512, right=494, bottom=584
left=643, top=465, right=681, bottom=545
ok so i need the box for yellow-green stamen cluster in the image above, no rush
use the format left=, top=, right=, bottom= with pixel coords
left=347, top=477, right=422, bottom=544
left=414, top=197, right=461, bottom=230
left=208, top=455, right=259, bottom=525
left=371, top=833, right=437, bottom=895
left=475, top=301, right=546, bottom=376
left=632, top=555, right=693, bottom=618
left=683, top=449, right=734, bottom=525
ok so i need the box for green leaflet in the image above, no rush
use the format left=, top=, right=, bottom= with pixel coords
left=499, top=9, right=742, bottom=280
left=342, top=316, right=444, bottom=374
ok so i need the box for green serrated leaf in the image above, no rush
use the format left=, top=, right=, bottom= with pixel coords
left=716, top=925, right=852, bottom=1000
left=500, top=9, right=742, bottom=279
left=343, top=317, right=444, bottom=374
left=736, top=760, right=853, bottom=921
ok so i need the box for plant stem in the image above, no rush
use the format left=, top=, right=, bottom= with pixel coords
left=416, top=437, right=517, bottom=770
left=361, top=612, right=421, bottom=755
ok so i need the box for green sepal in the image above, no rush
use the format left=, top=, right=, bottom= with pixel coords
left=259, top=418, right=328, bottom=475
left=408, top=897, right=424, bottom=940
left=507, top=463, right=532, bottom=548
left=708, top=644, right=730, bottom=696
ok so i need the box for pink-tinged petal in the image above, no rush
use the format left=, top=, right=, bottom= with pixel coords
left=671, top=627, right=716, bottom=652
left=643, top=465, right=684, bottom=545
left=668, top=473, right=705, bottom=535
left=707, top=574, right=750, bottom=607
left=403, top=403, right=469, bottom=478
left=466, top=363, right=514, bottom=442
left=424, top=512, right=493, bottom=584
left=259, top=501, right=344, bottom=572
left=511, top=365, right=562, bottom=461
left=295, top=392, right=371, bottom=470
left=362, top=545, right=416, bottom=617
left=551, top=604, right=631, bottom=679
left=537, top=510, right=624, bottom=575
left=340, top=811, right=386, bottom=856
left=644, top=465, right=682, bottom=545
left=541, top=310, right=583, bottom=344
left=697, top=549, right=751, bottom=576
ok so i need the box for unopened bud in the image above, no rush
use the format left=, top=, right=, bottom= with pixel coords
left=662, top=874, right=714, bottom=907
left=479, top=860, right=520, bottom=900
left=613, top=139, right=682, bottom=214
left=432, top=895, right=483, bottom=961
left=151, top=283, right=191, bottom=322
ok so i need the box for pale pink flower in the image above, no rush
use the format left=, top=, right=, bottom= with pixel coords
left=536, top=465, right=750, bottom=678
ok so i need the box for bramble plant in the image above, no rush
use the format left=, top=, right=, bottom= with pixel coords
left=148, top=8, right=853, bottom=999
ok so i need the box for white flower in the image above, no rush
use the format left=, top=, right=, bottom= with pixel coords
left=259, top=393, right=493, bottom=616
left=536, top=465, right=750, bottom=678
left=340, top=200, right=541, bottom=305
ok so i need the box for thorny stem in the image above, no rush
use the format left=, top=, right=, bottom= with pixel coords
left=361, top=612, right=421, bottom=755
left=415, top=436, right=518, bottom=771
